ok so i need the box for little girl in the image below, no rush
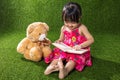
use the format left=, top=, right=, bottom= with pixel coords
left=44, top=2, right=94, bottom=79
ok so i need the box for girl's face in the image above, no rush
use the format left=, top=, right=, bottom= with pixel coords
left=64, top=21, right=79, bottom=30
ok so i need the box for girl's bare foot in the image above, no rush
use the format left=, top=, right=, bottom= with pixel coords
left=58, top=58, right=68, bottom=79
left=44, top=65, right=59, bottom=75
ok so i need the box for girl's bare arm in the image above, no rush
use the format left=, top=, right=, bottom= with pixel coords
left=55, top=26, right=65, bottom=43
left=79, top=24, right=94, bottom=48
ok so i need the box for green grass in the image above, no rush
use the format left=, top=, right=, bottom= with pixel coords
left=0, top=0, right=120, bottom=80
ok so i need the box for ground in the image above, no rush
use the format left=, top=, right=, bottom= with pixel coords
left=0, top=0, right=120, bottom=80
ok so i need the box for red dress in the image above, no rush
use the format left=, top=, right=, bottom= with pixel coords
left=45, top=27, right=92, bottom=71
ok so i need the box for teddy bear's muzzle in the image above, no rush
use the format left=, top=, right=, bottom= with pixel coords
left=39, top=34, right=46, bottom=41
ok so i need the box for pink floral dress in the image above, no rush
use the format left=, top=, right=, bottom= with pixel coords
left=45, top=27, right=92, bottom=71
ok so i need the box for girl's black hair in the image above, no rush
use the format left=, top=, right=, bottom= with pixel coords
left=62, top=2, right=82, bottom=23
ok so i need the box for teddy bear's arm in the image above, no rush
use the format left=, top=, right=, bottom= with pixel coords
left=45, top=38, right=51, bottom=45
left=17, top=38, right=30, bottom=54
left=42, top=46, right=52, bottom=58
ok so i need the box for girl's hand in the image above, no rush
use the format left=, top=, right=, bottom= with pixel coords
left=73, top=45, right=82, bottom=50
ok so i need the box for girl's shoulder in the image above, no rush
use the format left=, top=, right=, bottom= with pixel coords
left=61, top=25, right=66, bottom=31
left=79, top=24, right=88, bottom=30
left=78, top=24, right=88, bottom=35
left=61, top=25, right=70, bottom=32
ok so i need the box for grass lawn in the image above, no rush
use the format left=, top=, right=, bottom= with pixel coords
left=0, top=0, right=120, bottom=80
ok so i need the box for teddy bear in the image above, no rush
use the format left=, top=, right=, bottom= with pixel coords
left=17, top=22, right=52, bottom=62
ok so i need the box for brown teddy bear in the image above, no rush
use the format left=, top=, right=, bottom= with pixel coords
left=17, top=22, right=52, bottom=62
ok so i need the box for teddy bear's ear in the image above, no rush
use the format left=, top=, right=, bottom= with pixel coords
left=26, top=24, right=35, bottom=37
left=42, top=22, right=49, bottom=31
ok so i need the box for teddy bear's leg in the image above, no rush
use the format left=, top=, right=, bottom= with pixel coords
left=23, top=50, right=31, bottom=60
left=17, top=38, right=30, bottom=54
left=42, top=46, right=52, bottom=58
left=24, top=47, right=43, bottom=62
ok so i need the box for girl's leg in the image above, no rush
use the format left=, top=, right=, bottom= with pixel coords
left=58, top=59, right=76, bottom=79
left=44, top=59, right=59, bottom=75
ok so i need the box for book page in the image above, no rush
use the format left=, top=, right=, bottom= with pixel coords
left=52, top=42, right=88, bottom=54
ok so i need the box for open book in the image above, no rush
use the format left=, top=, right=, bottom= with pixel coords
left=52, top=42, right=88, bottom=54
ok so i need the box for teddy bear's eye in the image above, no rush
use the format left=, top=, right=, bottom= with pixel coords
left=39, top=33, right=41, bottom=35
